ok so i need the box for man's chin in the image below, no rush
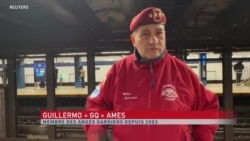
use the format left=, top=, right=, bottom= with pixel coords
left=146, top=54, right=161, bottom=59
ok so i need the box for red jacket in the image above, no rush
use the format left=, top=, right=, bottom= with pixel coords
left=85, top=51, right=219, bottom=141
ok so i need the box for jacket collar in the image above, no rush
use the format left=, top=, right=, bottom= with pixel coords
left=134, top=48, right=166, bottom=65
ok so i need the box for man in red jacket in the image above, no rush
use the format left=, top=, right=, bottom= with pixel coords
left=85, top=7, right=219, bottom=141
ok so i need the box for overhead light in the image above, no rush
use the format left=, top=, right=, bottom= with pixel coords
left=58, top=53, right=87, bottom=56
left=63, top=61, right=74, bottom=63
left=100, top=51, right=130, bottom=55
left=26, top=54, right=46, bottom=57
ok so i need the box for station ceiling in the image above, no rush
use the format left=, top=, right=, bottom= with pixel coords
left=0, top=0, right=250, bottom=56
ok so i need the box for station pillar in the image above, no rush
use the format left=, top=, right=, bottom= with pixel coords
left=16, top=59, right=25, bottom=88
left=74, top=56, right=81, bottom=87
left=199, top=53, right=207, bottom=85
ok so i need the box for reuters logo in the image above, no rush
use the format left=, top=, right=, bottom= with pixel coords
left=9, top=5, right=29, bottom=10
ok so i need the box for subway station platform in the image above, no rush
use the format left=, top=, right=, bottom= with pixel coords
left=17, top=83, right=250, bottom=96
left=17, top=86, right=88, bottom=97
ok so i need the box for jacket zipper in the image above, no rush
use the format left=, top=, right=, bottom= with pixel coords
left=183, top=131, right=187, bottom=141
left=147, top=89, right=151, bottom=141
left=148, top=62, right=154, bottom=141
left=149, top=61, right=155, bottom=88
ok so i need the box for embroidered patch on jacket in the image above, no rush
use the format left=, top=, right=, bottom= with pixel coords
left=161, top=84, right=178, bottom=101
left=122, top=92, right=138, bottom=100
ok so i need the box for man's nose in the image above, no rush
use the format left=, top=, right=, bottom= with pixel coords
left=148, top=35, right=159, bottom=44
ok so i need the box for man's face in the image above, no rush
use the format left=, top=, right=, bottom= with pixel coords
left=130, top=24, right=166, bottom=59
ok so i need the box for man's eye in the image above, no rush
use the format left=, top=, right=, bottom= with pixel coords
left=157, top=32, right=163, bottom=35
left=141, top=32, right=149, bottom=36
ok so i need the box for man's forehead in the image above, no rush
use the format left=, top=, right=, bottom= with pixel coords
left=136, top=24, right=165, bottom=32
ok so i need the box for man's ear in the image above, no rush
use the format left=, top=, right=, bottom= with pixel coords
left=130, top=34, right=136, bottom=47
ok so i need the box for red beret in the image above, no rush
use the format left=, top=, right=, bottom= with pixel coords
left=130, top=7, right=167, bottom=32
